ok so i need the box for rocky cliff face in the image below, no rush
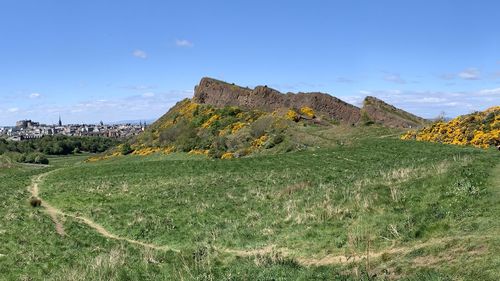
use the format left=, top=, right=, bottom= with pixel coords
left=194, top=77, right=361, bottom=124
left=362, top=96, right=428, bottom=128
left=192, top=77, right=426, bottom=128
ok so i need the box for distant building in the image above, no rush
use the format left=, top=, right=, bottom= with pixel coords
left=5, top=118, right=148, bottom=140
left=16, top=120, right=39, bottom=129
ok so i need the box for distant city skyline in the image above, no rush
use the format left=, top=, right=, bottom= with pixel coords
left=1, top=0, right=499, bottom=126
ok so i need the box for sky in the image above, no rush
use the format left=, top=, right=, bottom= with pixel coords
left=1, top=0, right=499, bottom=126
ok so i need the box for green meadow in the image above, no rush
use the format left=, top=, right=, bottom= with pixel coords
left=1, top=127, right=499, bottom=280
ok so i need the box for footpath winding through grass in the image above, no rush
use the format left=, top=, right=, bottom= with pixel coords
left=2, top=135, right=499, bottom=280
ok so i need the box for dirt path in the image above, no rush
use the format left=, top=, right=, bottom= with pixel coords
left=28, top=170, right=179, bottom=252
left=29, top=170, right=66, bottom=236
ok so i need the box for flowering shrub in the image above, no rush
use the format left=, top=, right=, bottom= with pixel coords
left=131, top=98, right=300, bottom=158
left=188, top=149, right=209, bottom=156
left=179, top=101, right=199, bottom=116
left=201, top=114, right=220, bottom=128
left=286, top=109, right=299, bottom=122
left=85, top=151, right=122, bottom=162
left=401, top=106, right=500, bottom=148
left=163, top=146, right=175, bottom=154
left=220, top=152, right=234, bottom=159
left=300, top=106, right=315, bottom=118
left=131, top=147, right=162, bottom=156
left=252, top=135, right=269, bottom=148
left=231, top=122, right=247, bottom=134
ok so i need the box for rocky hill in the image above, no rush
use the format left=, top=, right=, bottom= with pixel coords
left=124, top=77, right=428, bottom=159
left=194, top=77, right=361, bottom=124
left=361, top=96, right=428, bottom=128
left=193, top=77, right=426, bottom=128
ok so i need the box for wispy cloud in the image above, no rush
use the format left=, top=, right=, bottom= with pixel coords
left=383, top=73, right=406, bottom=84
left=29, top=93, right=41, bottom=99
left=141, top=92, right=155, bottom=97
left=478, top=88, right=500, bottom=95
left=0, top=90, right=195, bottom=125
left=132, top=49, right=148, bottom=59
left=122, top=85, right=156, bottom=91
left=335, top=77, right=354, bottom=83
left=438, top=73, right=455, bottom=80
left=353, top=88, right=499, bottom=118
left=458, top=68, right=480, bottom=80
left=175, top=39, right=194, bottom=48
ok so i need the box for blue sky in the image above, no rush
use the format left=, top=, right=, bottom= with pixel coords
left=1, top=0, right=499, bottom=125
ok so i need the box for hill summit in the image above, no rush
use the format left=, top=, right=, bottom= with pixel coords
left=193, top=77, right=427, bottom=128
left=193, top=77, right=361, bottom=124
left=129, top=77, right=427, bottom=158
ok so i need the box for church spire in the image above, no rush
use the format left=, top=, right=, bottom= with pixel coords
left=58, top=114, right=62, bottom=126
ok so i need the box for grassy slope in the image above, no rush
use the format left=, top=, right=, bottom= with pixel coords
left=1, top=127, right=499, bottom=280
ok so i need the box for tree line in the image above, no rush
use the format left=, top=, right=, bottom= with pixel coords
left=0, top=136, right=120, bottom=164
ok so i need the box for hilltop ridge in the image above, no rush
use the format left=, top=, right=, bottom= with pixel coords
left=194, top=77, right=362, bottom=124
left=362, top=96, right=428, bottom=128
left=193, top=77, right=427, bottom=128
left=126, top=77, right=428, bottom=158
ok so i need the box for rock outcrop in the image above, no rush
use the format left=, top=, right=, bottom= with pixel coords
left=193, top=77, right=427, bottom=128
left=362, top=96, right=428, bottom=128
left=194, top=77, right=361, bottom=124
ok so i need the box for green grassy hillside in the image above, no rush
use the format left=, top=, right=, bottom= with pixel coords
left=1, top=129, right=499, bottom=280
left=126, top=99, right=358, bottom=159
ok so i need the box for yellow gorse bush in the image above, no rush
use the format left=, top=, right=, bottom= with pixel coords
left=286, top=109, right=299, bottom=122
left=179, top=101, right=199, bottom=116
left=231, top=122, right=246, bottom=134
left=188, top=149, right=209, bottom=156
left=401, top=106, right=500, bottom=148
left=131, top=147, right=162, bottom=156
left=201, top=114, right=220, bottom=128
left=300, top=106, right=315, bottom=118
left=252, top=135, right=269, bottom=148
left=221, top=152, right=234, bottom=159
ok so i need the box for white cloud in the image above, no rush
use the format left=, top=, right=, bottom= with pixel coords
left=352, top=87, right=500, bottom=118
left=123, top=85, right=155, bottom=91
left=142, top=92, right=155, bottom=97
left=417, top=97, right=446, bottom=103
left=458, top=68, right=480, bottom=80
left=29, top=93, right=41, bottom=99
left=383, top=73, right=406, bottom=84
left=438, top=73, right=455, bottom=80
left=132, top=49, right=148, bottom=59
left=335, top=77, right=353, bottom=83
left=0, top=90, right=195, bottom=125
left=175, top=39, right=194, bottom=48
left=342, top=96, right=364, bottom=106
left=478, top=88, right=500, bottom=95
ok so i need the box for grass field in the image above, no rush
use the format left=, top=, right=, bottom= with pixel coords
left=1, top=126, right=499, bottom=280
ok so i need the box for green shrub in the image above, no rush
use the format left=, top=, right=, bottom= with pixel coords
left=120, top=143, right=133, bottom=155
